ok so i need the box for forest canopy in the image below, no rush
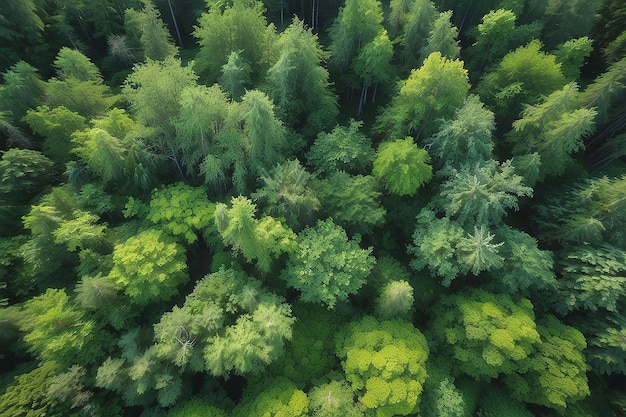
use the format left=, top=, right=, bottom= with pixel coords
left=1, top=0, right=626, bottom=416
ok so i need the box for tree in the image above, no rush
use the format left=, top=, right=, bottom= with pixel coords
left=108, top=228, right=188, bottom=305
left=23, top=105, right=87, bottom=163
left=219, top=50, right=250, bottom=101
left=372, top=137, right=433, bottom=196
left=314, top=172, right=386, bottom=234
left=352, top=29, right=393, bottom=115
left=375, top=280, right=415, bottom=320
left=479, top=40, right=567, bottom=125
left=193, top=0, right=276, bottom=83
left=168, top=397, right=228, bottom=417
left=146, top=183, right=215, bottom=244
left=420, top=11, right=460, bottom=64
left=123, top=56, right=198, bottom=175
left=20, top=288, right=105, bottom=367
left=554, top=37, right=593, bottom=81
left=125, top=0, right=177, bottom=61
left=280, top=219, right=375, bottom=309
left=505, top=315, right=590, bottom=410
left=251, top=159, right=320, bottom=231
left=429, top=288, right=541, bottom=380
left=53, top=47, right=102, bottom=82
left=0, top=148, right=54, bottom=202
left=433, top=160, right=532, bottom=228
left=0, top=61, right=45, bottom=123
left=469, top=9, right=517, bottom=73
left=336, top=316, right=430, bottom=416
left=306, top=119, right=375, bottom=176
left=215, top=197, right=296, bottom=272
left=232, top=377, right=308, bottom=417
left=265, top=18, right=338, bottom=135
left=0, top=361, right=61, bottom=417
left=400, top=0, right=437, bottom=70
left=308, top=379, right=363, bottom=417
left=72, top=127, right=128, bottom=183
left=376, top=52, right=470, bottom=139
left=507, top=82, right=597, bottom=180
left=425, top=95, right=495, bottom=172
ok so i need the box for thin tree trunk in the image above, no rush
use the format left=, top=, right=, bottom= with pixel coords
left=167, top=0, right=184, bottom=48
left=371, top=82, right=378, bottom=103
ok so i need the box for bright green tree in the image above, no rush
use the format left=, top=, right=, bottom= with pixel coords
left=308, top=379, right=364, bottom=417
left=20, top=288, right=104, bottom=367
left=554, top=37, right=593, bottom=81
left=375, top=280, right=415, bottom=320
left=352, top=29, right=393, bottom=115
left=193, top=0, right=276, bottom=83
left=147, top=183, right=214, bottom=244
left=53, top=47, right=102, bottom=82
left=23, top=105, right=87, bottom=163
left=215, top=197, right=296, bottom=272
left=72, top=127, right=128, bottom=183
left=232, top=377, right=308, bottom=417
left=281, top=219, right=375, bottom=309
left=376, top=52, right=470, bottom=139
left=108, top=228, right=188, bottom=305
left=505, top=315, right=590, bottom=410
left=372, top=137, right=433, bottom=196
left=0, top=361, right=61, bottom=417
left=336, top=316, right=430, bottom=416
left=429, top=288, right=541, bottom=380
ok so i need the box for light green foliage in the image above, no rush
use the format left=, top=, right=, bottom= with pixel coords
left=46, top=365, right=94, bottom=415
left=252, top=159, right=320, bottom=231
left=430, top=289, right=541, bottom=380
left=72, top=128, right=128, bottom=183
left=23, top=105, right=87, bottom=163
left=328, top=0, right=384, bottom=71
left=0, top=361, right=60, bottom=417
left=168, top=397, right=228, bottom=417
left=172, top=84, right=230, bottom=181
left=471, top=9, right=517, bottom=71
left=336, top=316, right=429, bottom=416
left=219, top=50, right=250, bottom=100
left=266, top=18, right=338, bottom=136
left=52, top=209, right=107, bottom=252
left=426, top=95, right=495, bottom=172
left=352, top=28, right=394, bottom=86
left=480, top=40, right=567, bottom=120
left=508, top=82, right=597, bottom=180
left=147, top=183, right=214, bottom=244
left=0, top=148, right=53, bottom=201
left=216, top=196, right=296, bottom=272
left=125, top=0, right=177, bottom=61
left=306, top=120, right=375, bottom=176
left=456, top=226, right=504, bottom=276
left=375, top=280, right=414, bottom=320
left=44, top=76, right=117, bottom=120
left=232, top=377, right=308, bottom=417
left=75, top=273, right=119, bottom=311
left=420, top=11, right=460, bottom=63
left=373, top=137, right=432, bottom=196
left=505, top=315, right=590, bottom=410
left=123, top=56, right=197, bottom=139
left=314, top=172, right=386, bottom=234
left=53, top=47, right=102, bottom=82
left=281, top=219, right=375, bottom=309
left=377, top=52, right=470, bottom=139
left=435, top=160, right=532, bottom=228
left=308, top=379, right=363, bottom=417
left=92, top=108, right=137, bottom=142
left=193, top=0, right=276, bottom=83
left=554, top=37, right=593, bottom=80
left=108, top=228, right=188, bottom=305
left=21, top=289, right=103, bottom=366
